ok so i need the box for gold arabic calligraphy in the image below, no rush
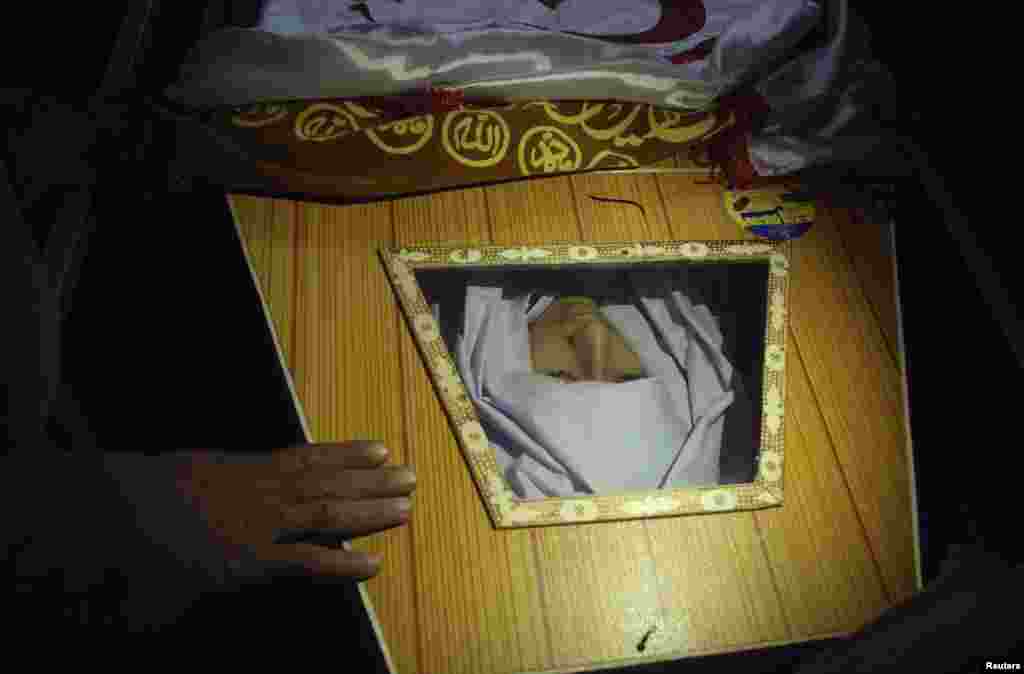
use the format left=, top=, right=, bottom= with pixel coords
left=366, top=115, right=435, bottom=155
left=442, top=110, right=510, bottom=167
left=294, top=103, right=359, bottom=142
left=517, top=126, right=581, bottom=175
left=585, top=150, right=640, bottom=170
left=524, top=101, right=726, bottom=147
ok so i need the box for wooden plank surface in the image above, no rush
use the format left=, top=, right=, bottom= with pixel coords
left=489, top=176, right=671, bottom=669
left=230, top=174, right=915, bottom=673
left=289, top=201, right=421, bottom=674
left=392, top=189, right=555, bottom=674
left=784, top=201, right=915, bottom=604
left=569, top=174, right=788, bottom=657
left=833, top=207, right=900, bottom=364
left=653, top=177, right=892, bottom=640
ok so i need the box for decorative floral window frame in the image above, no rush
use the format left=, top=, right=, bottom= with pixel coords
left=380, top=239, right=789, bottom=527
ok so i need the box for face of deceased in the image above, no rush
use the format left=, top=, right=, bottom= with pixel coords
left=528, top=296, right=646, bottom=383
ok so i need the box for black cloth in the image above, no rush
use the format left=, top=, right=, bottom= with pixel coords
left=1, top=97, right=373, bottom=642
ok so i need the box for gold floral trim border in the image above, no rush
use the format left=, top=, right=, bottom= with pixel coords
left=380, top=239, right=790, bottom=527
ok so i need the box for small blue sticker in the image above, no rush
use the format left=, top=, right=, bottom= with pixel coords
left=747, top=222, right=813, bottom=241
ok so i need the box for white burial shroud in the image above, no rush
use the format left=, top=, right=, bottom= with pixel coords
left=448, top=285, right=735, bottom=499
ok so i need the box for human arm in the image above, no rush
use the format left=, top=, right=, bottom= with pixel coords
left=5, top=442, right=415, bottom=630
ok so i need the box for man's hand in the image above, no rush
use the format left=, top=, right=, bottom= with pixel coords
left=8, top=441, right=415, bottom=629
left=172, top=441, right=415, bottom=582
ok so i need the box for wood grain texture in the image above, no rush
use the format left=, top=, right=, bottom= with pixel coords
left=229, top=171, right=915, bottom=673
left=573, top=174, right=670, bottom=241
left=646, top=176, right=791, bottom=653
left=393, top=189, right=554, bottom=674
left=786, top=201, right=915, bottom=604
left=753, top=329, right=890, bottom=635
left=291, top=201, right=420, bottom=674
left=643, top=512, right=789, bottom=653
left=489, top=178, right=677, bottom=668
left=656, top=177, right=741, bottom=240
left=833, top=208, right=900, bottom=364
left=571, top=175, right=789, bottom=659
left=485, top=176, right=580, bottom=243
left=492, top=180, right=666, bottom=667
left=658, top=176, right=911, bottom=619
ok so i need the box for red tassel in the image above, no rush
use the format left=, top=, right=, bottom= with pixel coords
left=702, top=91, right=772, bottom=189
left=430, top=87, right=465, bottom=112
